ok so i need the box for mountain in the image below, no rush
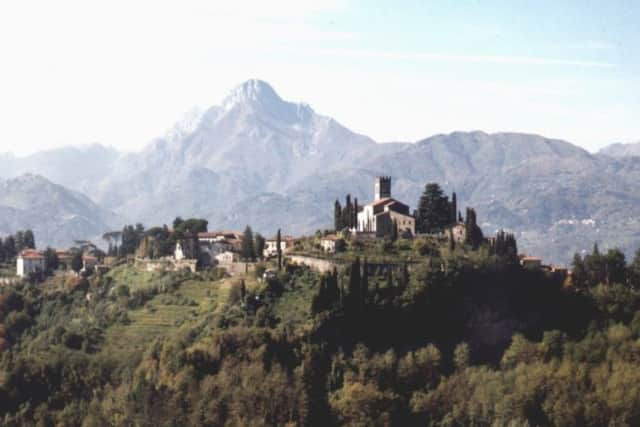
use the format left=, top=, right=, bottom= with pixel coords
left=0, top=174, right=119, bottom=248
left=3, top=79, right=640, bottom=264
left=0, top=145, right=122, bottom=195
left=90, top=79, right=376, bottom=224
left=599, top=141, right=640, bottom=158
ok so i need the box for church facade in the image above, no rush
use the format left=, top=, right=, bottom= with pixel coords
left=356, top=177, right=416, bottom=237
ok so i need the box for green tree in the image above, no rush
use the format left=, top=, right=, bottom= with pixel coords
left=416, top=183, right=451, bottom=233
left=23, top=230, right=35, bottom=249
left=241, top=226, right=256, bottom=261
left=453, top=342, right=470, bottom=370
left=628, top=248, right=640, bottom=289
left=43, top=247, right=59, bottom=275
left=254, top=233, right=266, bottom=260
left=334, top=199, right=343, bottom=231
left=276, top=229, right=283, bottom=270
left=70, top=252, right=83, bottom=274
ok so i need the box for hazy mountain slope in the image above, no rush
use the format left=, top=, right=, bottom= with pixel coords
left=0, top=174, right=119, bottom=248
left=0, top=145, right=121, bottom=194
left=90, top=79, right=379, bottom=225
left=599, top=141, right=640, bottom=158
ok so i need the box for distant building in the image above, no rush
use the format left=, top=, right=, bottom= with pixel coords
left=215, top=251, right=239, bottom=265
left=320, top=235, right=342, bottom=253
left=16, top=249, right=45, bottom=277
left=82, top=255, right=98, bottom=271
left=264, top=236, right=294, bottom=257
left=357, top=177, right=416, bottom=237
left=520, top=256, right=542, bottom=269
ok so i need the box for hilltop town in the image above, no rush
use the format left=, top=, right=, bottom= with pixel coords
left=1, top=177, right=640, bottom=426
left=3, top=177, right=564, bottom=285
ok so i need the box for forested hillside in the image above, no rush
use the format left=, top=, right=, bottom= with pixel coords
left=2, top=233, right=640, bottom=426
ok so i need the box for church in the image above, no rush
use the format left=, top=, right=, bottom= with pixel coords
left=357, top=177, right=416, bottom=237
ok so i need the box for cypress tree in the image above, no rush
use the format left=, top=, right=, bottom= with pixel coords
left=276, top=229, right=283, bottom=271
left=353, top=198, right=359, bottom=229
left=451, top=192, right=458, bottom=224
left=391, top=219, right=398, bottom=242
left=361, top=259, right=369, bottom=309
left=334, top=199, right=343, bottom=231
left=241, top=226, right=255, bottom=261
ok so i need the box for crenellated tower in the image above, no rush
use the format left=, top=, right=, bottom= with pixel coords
left=374, top=176, right=391, bottom=200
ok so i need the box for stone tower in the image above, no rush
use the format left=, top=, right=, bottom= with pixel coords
left=374, top=176, right=391, bottom=200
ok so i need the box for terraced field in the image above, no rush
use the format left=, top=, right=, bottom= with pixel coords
left=101, top=277, right=234, bottom=359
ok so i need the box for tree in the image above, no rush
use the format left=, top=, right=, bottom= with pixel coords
left=416, top=183, right=451, bottom=233
left=361, top=259, right=369, bottom=309
left=254, top=233, right=266, bottom=260
left=71, top=252, right=83, bottom=274
left=604, top=249, right=627, bottom=285
left=23, top=230, right=35, bottom=249
left=3, top=236, right=16, bottom=260
left=464, top=208, right=484, bottom=249
left=334, top=200, right=343, bottom=231
left=391, top=219, right=398, bottom=242
left=14, top=231, right=24, bottom=252
left=629, top=248, right=640, bottom=289
left=241, top=226, right=256, bottom=261
left=453, top=342, right=470, bottom=370
left=276, top=229, right=283, bottom=270
left=450, top=192, right=458, bottom=224
left=43, top=247, right=59, bottom=275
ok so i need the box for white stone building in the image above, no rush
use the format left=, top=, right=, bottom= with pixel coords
left=356, top=177, right=416, bottom=237
left=16, top=249, right=46, bottom=277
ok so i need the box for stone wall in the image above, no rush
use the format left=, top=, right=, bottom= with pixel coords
left=288, top=255, right=338, bottom=273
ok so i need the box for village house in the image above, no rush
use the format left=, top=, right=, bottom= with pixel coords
left=82, top=255, right=98, bottom=271
left=320, top=235, right=342, bottom=253
left=16, top=249, right=46, bottom=277
left=215, top=251, right=239, bottom=265
left=264, top=235, right=294, bottom=257
left=520, top=255, right=542, bottom=269
left=356, top=177, right=416, bottom=237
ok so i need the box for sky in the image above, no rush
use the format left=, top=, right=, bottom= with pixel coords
left=0, top=0, right=638, bottom=155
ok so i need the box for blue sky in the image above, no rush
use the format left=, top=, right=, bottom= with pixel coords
left=0, top=0, right=638, bottom=154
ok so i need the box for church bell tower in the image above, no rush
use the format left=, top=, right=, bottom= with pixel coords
left=374, top=176, right=391, bottom=200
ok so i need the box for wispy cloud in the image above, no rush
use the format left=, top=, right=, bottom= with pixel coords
left=310, top=47, right=616, bottom=68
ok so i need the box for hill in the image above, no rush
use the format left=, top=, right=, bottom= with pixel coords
left=1, top=235, right=640, bottom=425
left=0, top=174, right=119, bottom=248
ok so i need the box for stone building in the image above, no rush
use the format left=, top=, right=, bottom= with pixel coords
left=357, top=177, right=415, bottom=237
left=16, top=249, right=46, bottom=277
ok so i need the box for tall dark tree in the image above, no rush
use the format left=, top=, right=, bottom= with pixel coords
left=334, top=200, right=343, bottom=231
left=43, top=247, right=59, bottom=275
left=276, top=229, right=283, bottom=270
left=347, top=258, right=361, bottom=314
left=416, top=183, right=451, bottom=233
left=464, top=208, right=484, bottom=249
left=254, top=233, right=266, bottom=260
left=628, top=248, right=640, bottom=289
left=14, top=231, right=24, bottom=252
left=342, top=195, right=353, bottom=230
left=451, top=192, right=458, bottom=224
left=4, top=236, right=16, bottom=260
left=361, top=259, right=369, bottom=310
left=71, top=252, right=83, bottom=274
left=241, top=226, right=256, bottom=261
left=391, top=219, right=399, bottom=242
left=23, top=230, right=35, bottom=249
left=353, top=198, right=359, bottom=229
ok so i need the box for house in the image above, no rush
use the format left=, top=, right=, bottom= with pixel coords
left=215, top=251, right=239, bottom=265
left=82, top=255, right=98, bottom=271
left=357, top=177, right=416, bottom=237
left=320, top=235, right=342, bottom=253
left=16, top=249, right=46, bottom=277
left=264, top=235, right=294, bottom=257
left=520, top=256, right=542, bottom=269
